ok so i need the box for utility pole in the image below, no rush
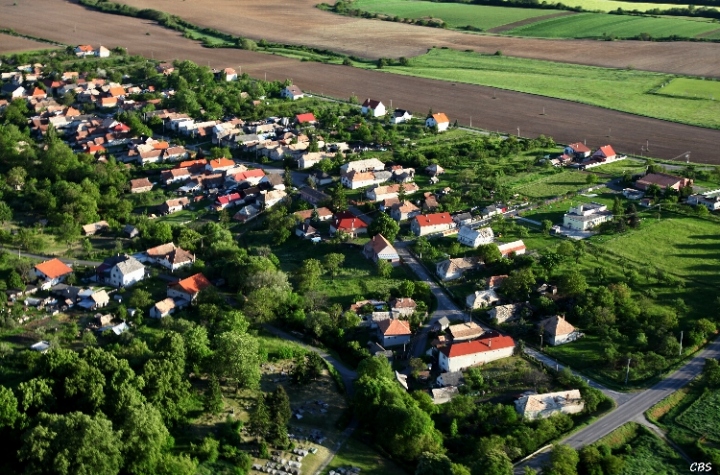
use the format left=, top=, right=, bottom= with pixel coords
left=517, top=127, right=520, bottom=138
left=625, top=358, right=631, bottom=385
left=469, top=115, right=472, bottom=127
left=679, top=330, right=684, bottom=356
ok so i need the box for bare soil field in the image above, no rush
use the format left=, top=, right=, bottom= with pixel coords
left=1, top=0, right=720, bottom=163
left=111, top=0, right=720, bottom=77
left=0, top=33, right=58, bottom=54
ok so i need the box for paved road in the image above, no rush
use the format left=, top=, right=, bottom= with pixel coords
left=515, top=336, right=720, bottom=473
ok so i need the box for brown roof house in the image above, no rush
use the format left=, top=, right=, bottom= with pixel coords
left=390, top=297, right=417, bottom=317
left=448, top=321, right=484, bottom=342
left=436, top=257, right=481, bottom=281
left=540, top=315, right=582, bottom=346
left=159, top=197, right=190, bottom=215
left=146, top=243, right=195, bottom=272
left=515, top=390, right=584, bottom=421
left=129, top=178, right=153, bottom=193
left=150, top=297, right=189, bottom=319
left=363, top=234, right=400, bottom=266
left=635, top=172, right=692, bottom=192
left=377, top=319, right=412, bottom=347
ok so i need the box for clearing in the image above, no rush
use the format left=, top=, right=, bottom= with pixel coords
left=504, top=169, right=593, bottom=200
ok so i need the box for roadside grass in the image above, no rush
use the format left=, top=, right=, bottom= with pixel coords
left=645, top=384, right=692, bottom=422
left=322, top=435, right=406, bottom=475
left=352, top=0, right=562, bottom=30
left=675, top=388, right=720, bottom=442
left=507, top=12, right=719, bottom=39
left=380, top=49, right=720, bottom=129
left=656, top=77, right=720, bottom=100
left=592, top=423, right=687, bottom=474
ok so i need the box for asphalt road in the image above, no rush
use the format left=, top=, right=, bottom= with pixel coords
left=515, top=336, right=720, bottom=473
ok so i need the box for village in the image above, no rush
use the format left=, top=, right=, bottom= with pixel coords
left=1, top=46, right=718, bottom=475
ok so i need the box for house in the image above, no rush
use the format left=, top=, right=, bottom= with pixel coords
left=222, top=67, right=237, bottom=81
left=150, top=297, right=188, bottom=318
left=390, top=200, right=420, bottom=222
left=426, top=113, right=450, bottom=132
left=233, top=204, right=260, bottom=222
left=103, top=255, right=146, bottom=288
left=390, top=298, right=417, bottom=316
left=31, top=341, right=51, bottom=353
left=437, top=371, right=465, bottom=388
left=497, top=240, right=526, bottom=258
left=363, top=234, right=400, bottom=266
left=340, top=158, right=385, bottom=174
left=96, top=46, right=111, bottom=57
left=563, top=203, right=613, bottom=231
left=129, top=178, right=153, bottom=193
left=123, top=225, right=139, bottom=238
left=377, top=319, right=412, bottom=347
left=591, top=144, right=616, bottom=162
left=515, top=390, right=584, bottom=421
left=259, top=189, right=287, bottom=209
left=488, top=275, right=508, bottom=290
left=2, top=85, right=26, bottom=99
left=74, top=45, right=95, bottom=57
left=622, top=188, right=645, bottom=200
left=436, top=257, right=481, bottom=281
left=540, top=315, right=582, bottom=346
left=160, top=168, right=192, bottom=185
left=361, top=99, right=386, bottom=117
left=392, top=167, right=416, bottom=184
left=215, top=192, right=242, bottom=210
left=98, top=321, right=130, bottom=336
left=391, top=109, right=412, bottom=124
left=298, top=152, right=333, bottom=170
left=366, top=183, right=419, bottom=202
left=432, top=316, right=451, bottom=332
left=281, top=85, right=304, bottom=100
left=309, top=170, right=334, bottom=186
left=425, top=164, right=445, bottom=176
left=411, top=213, right=455, bottom=236
left=146, top=243, right=195, bottom=271
left=635, top=172, right=693, bottom=192
left=342, top=170, right=390, bottom=190
left=300, top=186, right=331, bottom=206
left=167, top=273, right=212, bottom=301
left=457, top=226, right=494, bottom=248
left=228, top=169, right=265, bottom=187
left=295, top=113, right=317, bottom=125
left=82, top=220, right=110, bottom=236
left=448, top=321, right=484, bottom=342
left=206, top=158, right=235, bottom=173
left=35, top=258, right=73, bottom=289
left=688, top=190, right=720, bottom=211
left=294, top=207, right=333, bottom=222
left=438, top=335, right=515, bottom=372
left=564, top=142, right=591, bottom=160
left=159, top=197, right=190, bottom=215
left=467, top=289, right=500, bottom=309
left=330, top=211, right=368, bottom=237
left=483, top=204, right=507, bottom=218
left=296, top=222, right=318, bottom=239
left=489, top=303, right=528, bottom=324
left=453, top=212, right=473, bottom=227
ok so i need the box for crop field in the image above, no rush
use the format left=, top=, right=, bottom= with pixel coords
left=0, top=33, right=59, bottom=54
left=676, top=389, right=720, bottom=442
left=562, top=0, right=707, bottom=11
left=351, top=0, right=563, bottom=30
left=508, top=12, right=720, bottom=39
left=657, top=77, right=720, bottom=100
left=384, top=49, right=720, bottom=129
left=597, top=212, right=720, bottom=286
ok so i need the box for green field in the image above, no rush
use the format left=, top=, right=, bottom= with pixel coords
left=657, top=77, right=720, bottom=100
left=562, top=0, right=710, bottom=12
left=676, top=389, right=720, bottom=442
left=380, top=49, right=720, bottom=129
left=508, top=12, right=719, bottom=38
left=598, top=212, right=720, bottom=285
left=504, top=169, right=592, bottom=199
left=352, top=0, right=562, bottom=30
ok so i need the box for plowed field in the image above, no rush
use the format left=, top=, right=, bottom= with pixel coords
left=1, top=0, right=719, bottom=163
left=0, top=33, right=58, bottom=54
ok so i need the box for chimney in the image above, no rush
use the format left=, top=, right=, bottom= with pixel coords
left=488, top=339, right=492, bottom=348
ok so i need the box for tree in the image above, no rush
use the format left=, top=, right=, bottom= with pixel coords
left=297, top=258, right=323, bottom=292
left=473, top=449, right=513, bottom=475
left=8, top=270, right=24, bottom=291
left=544, top=444, right=579, bottom=475
left=213, top=331, right=262, bottom=390
left=120, top=403, right=170, bottom=475
left=368, top=212, right=400, bottom=241
left=129, top=289, right=153, bottom=309
left=559, top=269, right=587, bottom=297
left=377, top=259, right=393, bottom=278
left=204, top=375, right=224, bottom=415
left=585, top=173, right=598, bottom=185
left=416, top=452, right=453, bottom=475
left=501, top=268, right=536, bottom=301
left=330, top=185, right=347, bottom=211
left=541, top=219, right=553, bottom=234
left=249, top=397, right=272, bottom=440
left=0, top=385, right=19, bottom=428
left=399, top=280, right=415, bottom=298
left=323, top=253, right=345, bottom=280
left=19, top=412, right=123, bottom=475
left=0, top=201, right=12, bottom=224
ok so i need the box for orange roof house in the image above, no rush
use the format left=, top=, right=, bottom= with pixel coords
left=377, top=319, right=412, bottom=347
left=167, top=273, right=212, bottom=301
left=108, top=86, right=126, bottom=98
left=34, top=258, right=73, bottom=287
left=295, top=113, right=316, bottom=124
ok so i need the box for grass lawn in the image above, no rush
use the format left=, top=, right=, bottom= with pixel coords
left=519, top=187, right=619, bottom=224
left=589, top=157, right=647, bottom=177
left=595, top=211, right=720, bottom=286
left=379, top=49, right=720, bottom=129
left=322, top=435, right=406, bottom=475
left=675, top=389, right=720, bottom=442
left=505, top=169, right=591, bottom=200
left=656, top=77, right=720, bottom=100
left=507, top=12, right=719, bottom=39
left=352, top=0, right=562, bottom=30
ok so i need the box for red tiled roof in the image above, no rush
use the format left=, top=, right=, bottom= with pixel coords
left=178, top=159, right=207, bottom=169
left=378, top=319, right=411, bottom=336
left=172, top=273, right=211, bottom=295
left=231, top=169, right=265, bottom=181
left=567, top=142, right=590, bottom=153
left=31, top=87, right=45, bottom=97
left=296, top=113, right=316, bottom=124
left=208, top=158, right=234, bottom=169
left=76, top=45, right=93, bottom=52
left=414, top=213, right=453, bottom=227
left=152, top=141, right=169, bottom=150
left=35, top=258, right=73, bottom=279
left=431, top=113, right=450, bottom=124
left=333, top=211, right=368, bottom=232
left=217, top=193, right=241, bottom=205
left=440, top=335, right=515, bottom=358
left=597, top=145, right=616, bottom=157
left=130, top=178, right=152, bottom=189
left=108, top=86, right=125, bottom=97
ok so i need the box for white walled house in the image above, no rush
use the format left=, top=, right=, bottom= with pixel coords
left=34, top=259, right=73, bottom=289
left=457, top=226, right=494, bottom=248
left=392, top=109, right=412, bottom=124
left=563, top=203, right=613, bottom=231
left=107, top=256, right=145, bottom=288
left=361, top=99, right=386, bottom=117
left=540, top=315, right=582, bottom=346
left=466, top=289, right=500, bottom=309
left=411, top=213, right=455, bottom=236
left=425, top=113, right=450, bottom=132
left=340, top=158, right=385, bottom=174
left=377, top=319, right=412, bottom=347
left=281, top=85, right=304, bottom=100
left=438, top=335, right=515, bottom=372
left=363, top=234, right=400, bottom=266
left=167, top=273, right=212, bottom=302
